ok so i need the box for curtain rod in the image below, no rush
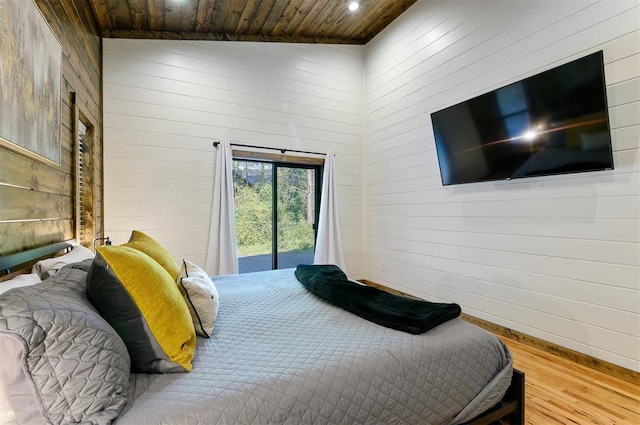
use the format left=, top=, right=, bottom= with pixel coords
left=213, top=140, right=326, bottom=156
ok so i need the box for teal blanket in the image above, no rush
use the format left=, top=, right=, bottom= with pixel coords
left=294, top=264, right=461, bottom=334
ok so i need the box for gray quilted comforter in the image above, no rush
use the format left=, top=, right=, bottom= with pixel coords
left=0, top=261, right=130, bottom=425
left=116, top=269, right=513, bottom=425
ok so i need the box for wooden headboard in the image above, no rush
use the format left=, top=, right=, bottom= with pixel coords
left=0, top=239, right=76, bottom=281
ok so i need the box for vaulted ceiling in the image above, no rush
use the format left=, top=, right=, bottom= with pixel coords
left=88, top=0, right=418, bottom=45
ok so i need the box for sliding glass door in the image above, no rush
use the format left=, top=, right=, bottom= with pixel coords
left=233, top=159, right=321, bottom=273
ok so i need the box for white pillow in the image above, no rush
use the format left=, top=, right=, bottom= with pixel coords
left=0, top=274, right=41, bottom=295
left=31, top=245, right=94, bottom=279
left=177, top=260, right=219, bottom=338
left=0, top=275, right=35, bottom=424
left=0, top=389, right=17, bottom=425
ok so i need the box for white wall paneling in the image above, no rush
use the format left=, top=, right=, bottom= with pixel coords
left=364, top=0, right=640, bottom=372
left=103, top=0, right=639, bottom=372
left=103, top=40, right=365, bottom=276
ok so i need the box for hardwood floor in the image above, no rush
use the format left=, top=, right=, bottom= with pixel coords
left=497, top=336, right=640, bottom=425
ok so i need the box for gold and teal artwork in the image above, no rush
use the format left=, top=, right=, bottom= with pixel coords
left=0, top=0, right=61, bottom=165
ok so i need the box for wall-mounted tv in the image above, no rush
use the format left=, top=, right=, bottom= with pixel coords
left=431, top=51, right=614, bottom=186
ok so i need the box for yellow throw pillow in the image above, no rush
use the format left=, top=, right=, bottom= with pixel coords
left=87, top=245, right=196, bottom=373
left=124, top=230, right=180, bottom=279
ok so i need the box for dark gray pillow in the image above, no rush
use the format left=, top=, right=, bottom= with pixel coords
left=0, top=261, right=130, bottom=425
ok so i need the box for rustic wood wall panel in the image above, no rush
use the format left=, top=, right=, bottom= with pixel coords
left=89, top=0, right=417, bottom=44
left=0, top=0, right=102, bottom=257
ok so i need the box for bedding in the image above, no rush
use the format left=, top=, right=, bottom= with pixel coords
left=0, top=260, right=130, bottom=425
left=0, top=274, right=41, bottom=295
left=87, top=246, right=196, bottom=373
left=116, top=268, right=513, bottom=425
left=30, top=244, right=94, bottom=279
left=124, top=230, right=180, bottom=279
left=0, top=396, right=16, bottom=425
left=295, top=264, right=462, bottom=334
left=0, top=274, right=43, bottom=425
left=176, top=259, right=220, bottom=338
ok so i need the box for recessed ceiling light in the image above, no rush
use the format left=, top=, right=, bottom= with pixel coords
left=348, top=2, right=360, bottom=12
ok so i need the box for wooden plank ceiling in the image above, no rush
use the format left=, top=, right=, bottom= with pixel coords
left=88, top=0, right=418, bottom=44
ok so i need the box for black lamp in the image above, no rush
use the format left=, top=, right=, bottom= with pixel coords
left=93, top=236, right=112, bottom=253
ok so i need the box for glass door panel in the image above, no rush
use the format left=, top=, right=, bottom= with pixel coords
left=233, top=161, right=273, bottom=273
left=276, top=167, right=316, bottom=269
left=234, top=159, right=320, bottom=273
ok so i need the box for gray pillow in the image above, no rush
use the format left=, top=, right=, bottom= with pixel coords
left=0, top=261, right=130, bottom=425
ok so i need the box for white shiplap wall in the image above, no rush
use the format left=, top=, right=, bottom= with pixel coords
left=103, top=40, right=364, bottom=276
left=364, top=0, right=640, bottom=371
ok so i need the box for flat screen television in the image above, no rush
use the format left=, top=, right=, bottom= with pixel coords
left=431, top=51, right=614, bottom=186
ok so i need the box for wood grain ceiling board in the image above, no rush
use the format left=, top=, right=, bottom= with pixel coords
left=87, top=0, right=418, bottom=44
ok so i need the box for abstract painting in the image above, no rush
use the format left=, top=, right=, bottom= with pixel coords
left=0, top=0, right=61, bottom=165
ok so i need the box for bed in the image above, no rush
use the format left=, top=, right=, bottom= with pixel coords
left=0, top=240, right=524, bottom=425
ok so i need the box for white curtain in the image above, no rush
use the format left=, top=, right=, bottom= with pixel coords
left=205, top=140, right=238, bottom=275
left=313, top=152, right=346, bottom=271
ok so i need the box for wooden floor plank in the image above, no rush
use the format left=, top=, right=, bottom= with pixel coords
left=497, top=336, right=640, bottom=425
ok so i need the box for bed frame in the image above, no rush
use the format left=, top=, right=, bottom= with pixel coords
left=0, top=240, right=525, bottom=424
left=464, top=369, right=525, bottom=425
left=0, top=239, right=75, bottom=279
